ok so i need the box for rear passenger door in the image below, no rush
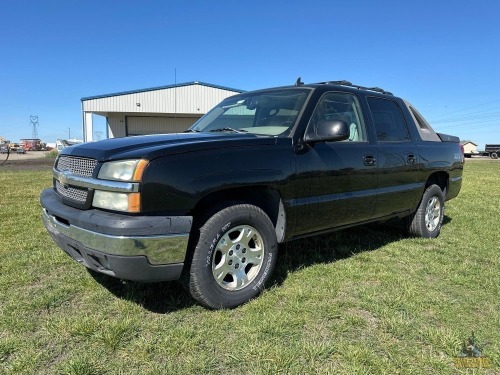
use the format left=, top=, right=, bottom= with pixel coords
left=366, top=97, right=421, bottom=219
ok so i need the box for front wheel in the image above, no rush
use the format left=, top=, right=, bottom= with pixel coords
left=408, top=184, right=445, bottom=238
left=185, top=204, right=278, bottom=309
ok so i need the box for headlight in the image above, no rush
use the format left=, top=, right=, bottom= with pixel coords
left=93, top=159, right=148, bottom=212
left=93, top=191, right=141, bottom=212
left=98, top=159, right=148, bottom=181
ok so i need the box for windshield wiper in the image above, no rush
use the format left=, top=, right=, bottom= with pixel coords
left=209, top=127, right=248, bottom=133
left=183, top=129, right=200, bottom=133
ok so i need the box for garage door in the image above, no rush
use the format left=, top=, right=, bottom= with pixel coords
left=126, top=116, right=200, bottom=135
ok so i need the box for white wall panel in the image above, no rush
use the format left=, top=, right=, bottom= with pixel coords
left=82, top=83, right=239, bottom=114
left=126, top=116, right=199, bottom=135
left=107, top=114, right=126, bottom=138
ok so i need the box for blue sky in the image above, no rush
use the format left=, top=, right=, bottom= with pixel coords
left=1, top=0, right=499, bottom=149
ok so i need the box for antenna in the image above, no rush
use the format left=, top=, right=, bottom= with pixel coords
left=30, top=115, right=39, bottom=139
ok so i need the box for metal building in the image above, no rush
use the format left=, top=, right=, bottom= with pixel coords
left=81, top=81, right=243, bottom=141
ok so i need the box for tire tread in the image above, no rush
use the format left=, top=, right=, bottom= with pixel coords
left=408, top=184, right=444, bottom=238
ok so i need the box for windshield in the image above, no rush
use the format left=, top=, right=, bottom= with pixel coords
left=189, top=88, right=310, bottom=136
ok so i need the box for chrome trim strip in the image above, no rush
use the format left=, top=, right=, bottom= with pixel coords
left=53, top=169, right=139, bottom=193
left=42, top=208, right=189, bottom=265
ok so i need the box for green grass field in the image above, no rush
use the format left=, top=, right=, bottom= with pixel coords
left=0, top=161, right=498, bottom=374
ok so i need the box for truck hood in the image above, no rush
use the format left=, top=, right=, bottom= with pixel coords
left=60, top=132, right=278, bottom=161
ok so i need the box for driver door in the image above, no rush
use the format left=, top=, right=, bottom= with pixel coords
left=291, top=91, right=378, bottom=236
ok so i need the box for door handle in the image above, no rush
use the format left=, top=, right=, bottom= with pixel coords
left=364, top=155, right=376, bottom=166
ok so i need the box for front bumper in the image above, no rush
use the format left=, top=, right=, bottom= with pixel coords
left=40, top=188, right=192, bottom=282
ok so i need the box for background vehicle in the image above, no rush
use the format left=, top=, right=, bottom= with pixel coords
left=8, top=143, right=21, bottom=152
left=485, top=144, right=500, bottom=159
left=55, top=139, right=84, bottom=152
left=20, top=138, right=46, bottom=151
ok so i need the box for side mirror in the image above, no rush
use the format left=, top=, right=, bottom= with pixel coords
left=305, top=120, right=350, bottom=143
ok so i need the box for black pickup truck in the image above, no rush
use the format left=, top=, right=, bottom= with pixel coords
left=40, top=80, right=464, bottom=309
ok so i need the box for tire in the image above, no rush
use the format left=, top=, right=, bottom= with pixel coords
left=408, top=184, right=445, bottom=238
left=185, top=204, right=278, bottom=309
left=491, top=152, right=498, bottom=159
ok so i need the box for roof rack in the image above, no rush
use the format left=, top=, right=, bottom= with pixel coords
left=315, top=80, right=394, bottom=96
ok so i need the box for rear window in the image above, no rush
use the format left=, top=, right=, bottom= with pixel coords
left=409, top=106, right=431, bottom=130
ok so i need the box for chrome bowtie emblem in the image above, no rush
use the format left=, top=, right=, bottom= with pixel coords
left=58, top=171, right=71, bottom=188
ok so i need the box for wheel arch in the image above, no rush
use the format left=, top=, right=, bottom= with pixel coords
left=425, top=171, right=449, bottom=196
left=190, top=186, right=286, bottom=243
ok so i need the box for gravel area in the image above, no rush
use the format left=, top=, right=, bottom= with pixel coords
left=0, top=151, right=55, bottom=170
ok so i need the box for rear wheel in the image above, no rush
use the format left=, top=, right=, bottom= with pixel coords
left=185, top=204, right=278, bottom=309
left=408, top=184, right=445, bottom=238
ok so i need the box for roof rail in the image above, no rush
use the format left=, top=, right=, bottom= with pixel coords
left=315, top=80, right=394, bottom=96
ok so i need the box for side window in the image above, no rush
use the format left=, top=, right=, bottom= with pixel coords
left=309, top=92, right=367, bottom=142
left=367, top=97, right=410, bottom=142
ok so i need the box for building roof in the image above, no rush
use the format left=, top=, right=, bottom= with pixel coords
left=460, top=140, right=477, bottom=146
left=81, top=81, right=245, bottom=101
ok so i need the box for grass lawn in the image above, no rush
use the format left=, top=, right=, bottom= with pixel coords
left=0, top=160, right=498, bottom=374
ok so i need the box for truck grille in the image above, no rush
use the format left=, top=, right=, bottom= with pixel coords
left=55, top=156, right=97, bottom=205
left=56, top=156, right=97, bottom=178
left=55, top=180, right=89, bottom=203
